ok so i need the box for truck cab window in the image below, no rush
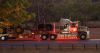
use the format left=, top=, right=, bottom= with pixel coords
left=71, top=23, right=76, bottom=27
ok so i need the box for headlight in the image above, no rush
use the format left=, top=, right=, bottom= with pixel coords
left=32, top=32, right=34, bottom=35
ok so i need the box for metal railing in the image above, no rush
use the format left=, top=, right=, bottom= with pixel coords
left=0, top=43, right=100, bottom=50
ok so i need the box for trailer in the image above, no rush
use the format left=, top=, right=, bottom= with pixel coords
left=0, top=18, right=24, bottom=40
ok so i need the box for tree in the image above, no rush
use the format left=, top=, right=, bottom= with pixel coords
left=0, top=0, right=35, bottom=25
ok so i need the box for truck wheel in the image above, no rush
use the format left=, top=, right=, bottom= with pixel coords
left=79, top=34, right=87, bottom=40
left=41, top=34, right=48, bottom=40
left=50, top=34, right=57, bottom=40
left=0, top=36, right=8, bottom=41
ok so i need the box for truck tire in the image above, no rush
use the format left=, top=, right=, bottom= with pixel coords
left=50, top=34, right=57, bottom=40
left=15, top=26, right=24, bottom=34
left=78, top=31, right=87, bottom=40
left=41, top=34, right=48, bottom=40
left=79, top=34, right=87, bottom=40
left=0, top=36, right=8, bottom=41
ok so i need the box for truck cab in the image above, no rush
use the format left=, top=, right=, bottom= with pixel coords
left=59, top=18, right=90, bottom=40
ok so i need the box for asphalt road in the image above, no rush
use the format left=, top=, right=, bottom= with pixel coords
left=0, top=39, right=100, bottom=47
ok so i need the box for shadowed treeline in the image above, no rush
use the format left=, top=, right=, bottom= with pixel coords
left=28, top=0, right=100, bottom=23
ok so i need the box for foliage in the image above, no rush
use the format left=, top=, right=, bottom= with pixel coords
left=0, top=0, right=35, bottom=25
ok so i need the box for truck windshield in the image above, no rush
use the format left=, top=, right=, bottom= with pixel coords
left=71, top=23, right=76, bottom=27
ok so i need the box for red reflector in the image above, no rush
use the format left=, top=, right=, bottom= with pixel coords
left=57, top=35, right=78, bottom=40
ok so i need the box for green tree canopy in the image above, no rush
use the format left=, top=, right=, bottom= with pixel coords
left=0, top=0, right=35, bottom=25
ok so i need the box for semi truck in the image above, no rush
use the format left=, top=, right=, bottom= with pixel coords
left=0, top=18, right=90, bottom=40
left=33, top=18, right=90, bottom=40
